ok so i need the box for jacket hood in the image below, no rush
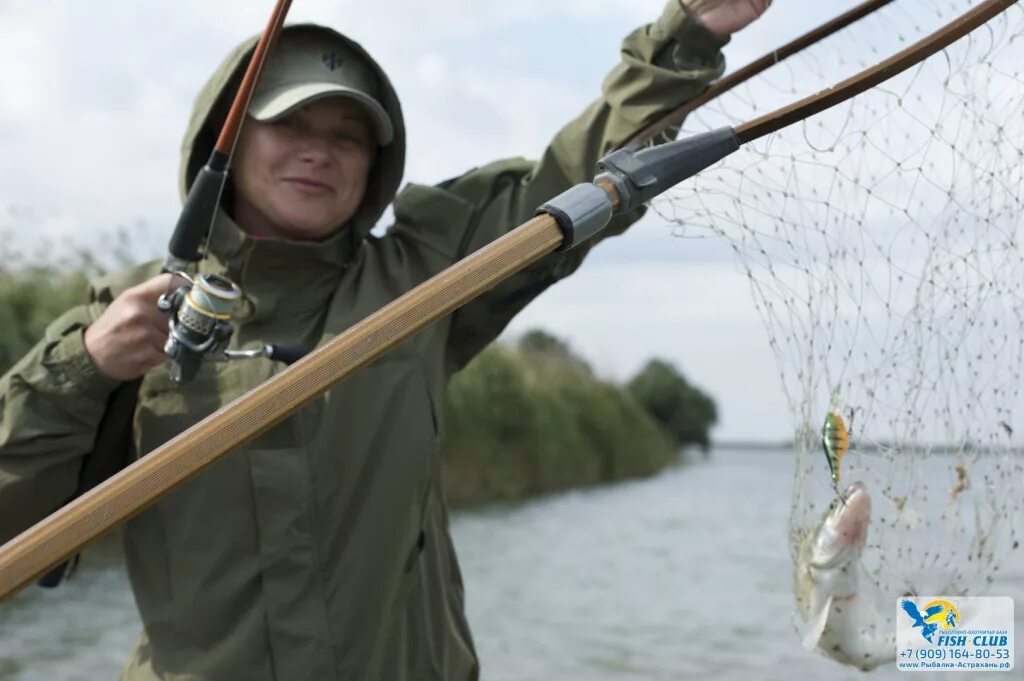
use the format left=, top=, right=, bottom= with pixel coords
left=179, top=24, right=406, bottom=247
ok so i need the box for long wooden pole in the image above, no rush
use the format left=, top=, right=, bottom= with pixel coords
left=0, top=214, right=566, bottom=597
left=0, top=0, right=1017, bottom=600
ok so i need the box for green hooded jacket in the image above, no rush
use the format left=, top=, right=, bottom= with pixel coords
left=0, top=4, right=726, bottom=679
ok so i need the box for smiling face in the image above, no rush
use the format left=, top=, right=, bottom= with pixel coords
left=232, top=97, right=375, bottom=241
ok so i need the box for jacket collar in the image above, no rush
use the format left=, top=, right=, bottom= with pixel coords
left=204, top=209, right=356, bottom=330
left=207, top=208, right=358, bottom=273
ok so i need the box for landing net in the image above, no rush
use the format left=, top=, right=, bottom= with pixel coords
left=654, top=0, right=1023, bottom=634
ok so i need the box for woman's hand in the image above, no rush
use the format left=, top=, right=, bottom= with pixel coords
left=682, top=0, right=772, bottom=38
left=83, top=273, right=178, bottom=382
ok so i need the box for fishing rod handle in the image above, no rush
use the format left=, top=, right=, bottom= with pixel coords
left=165, top=151, right=230, bottom=267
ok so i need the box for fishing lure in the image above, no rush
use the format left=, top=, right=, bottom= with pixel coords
left=821, top=410, right=850, bottom=489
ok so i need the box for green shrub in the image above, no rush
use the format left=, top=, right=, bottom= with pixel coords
left=441, top=335, right=677, bottom=507
left=0, top=228, right=145, bottom=375
left=0, top=264, right=91, bottom=375
left=626, top=359, right=718, bottom=451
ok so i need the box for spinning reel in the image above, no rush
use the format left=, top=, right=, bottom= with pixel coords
left=158, top=272, right=305, bottom=383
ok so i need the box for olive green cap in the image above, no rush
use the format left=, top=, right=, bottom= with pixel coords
left=249, top=29, right=394, bottom=145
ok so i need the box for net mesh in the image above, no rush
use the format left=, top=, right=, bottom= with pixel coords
left=652, top=0, right=1024, bottom=635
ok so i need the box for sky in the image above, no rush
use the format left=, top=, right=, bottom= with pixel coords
left=0, top=0, right=980, bottom=441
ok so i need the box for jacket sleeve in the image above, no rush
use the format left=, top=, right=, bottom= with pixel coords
left=440, top=1, right=728, bottom=372
left=0, top=262, right=156, bottom=544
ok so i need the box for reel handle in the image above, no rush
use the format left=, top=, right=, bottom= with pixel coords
left=264, top=344, right=308, bottom=365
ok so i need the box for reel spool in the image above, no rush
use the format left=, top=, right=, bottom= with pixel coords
left=158, top=273, right=242, bottom=383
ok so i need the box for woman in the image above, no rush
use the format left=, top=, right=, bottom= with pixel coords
left=0, top=1, right=768, bottom=678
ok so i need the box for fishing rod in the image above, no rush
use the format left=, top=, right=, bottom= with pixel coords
left=166, top=0, right=293, bottom=271
left=29, top=0, right=295, bottom=589
left=159, top=0, right=302, bottom=384
left=0, top=0, right=1016, bottom=599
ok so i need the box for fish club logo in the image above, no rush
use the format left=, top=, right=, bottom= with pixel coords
left=901, top=598, right=960, bottom=643
left=321, top=51, right=343, bottom=71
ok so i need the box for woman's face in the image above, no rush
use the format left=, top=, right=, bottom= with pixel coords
left=232, top=97, right=375, bottom=241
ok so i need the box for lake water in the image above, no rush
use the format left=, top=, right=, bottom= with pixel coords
left=1, top=448, right=1021, bottom=679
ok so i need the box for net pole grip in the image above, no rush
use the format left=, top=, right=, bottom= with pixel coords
left=536, top=183, right=614, bottom=251
left=597, top=126, right=740, bottom=214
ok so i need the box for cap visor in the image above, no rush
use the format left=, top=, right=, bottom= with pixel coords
left=249, top=82, right=394, bottom=145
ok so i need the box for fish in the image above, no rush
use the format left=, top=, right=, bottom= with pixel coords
left=821, top=410, right=849, bottom=488
left=794, top=482, right=895, bottom=670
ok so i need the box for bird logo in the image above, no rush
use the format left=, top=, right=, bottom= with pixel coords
left=901, top=599, right=960, bottom=643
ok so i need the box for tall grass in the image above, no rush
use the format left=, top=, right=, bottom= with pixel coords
left=442, top=343, right=677, bottom=507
